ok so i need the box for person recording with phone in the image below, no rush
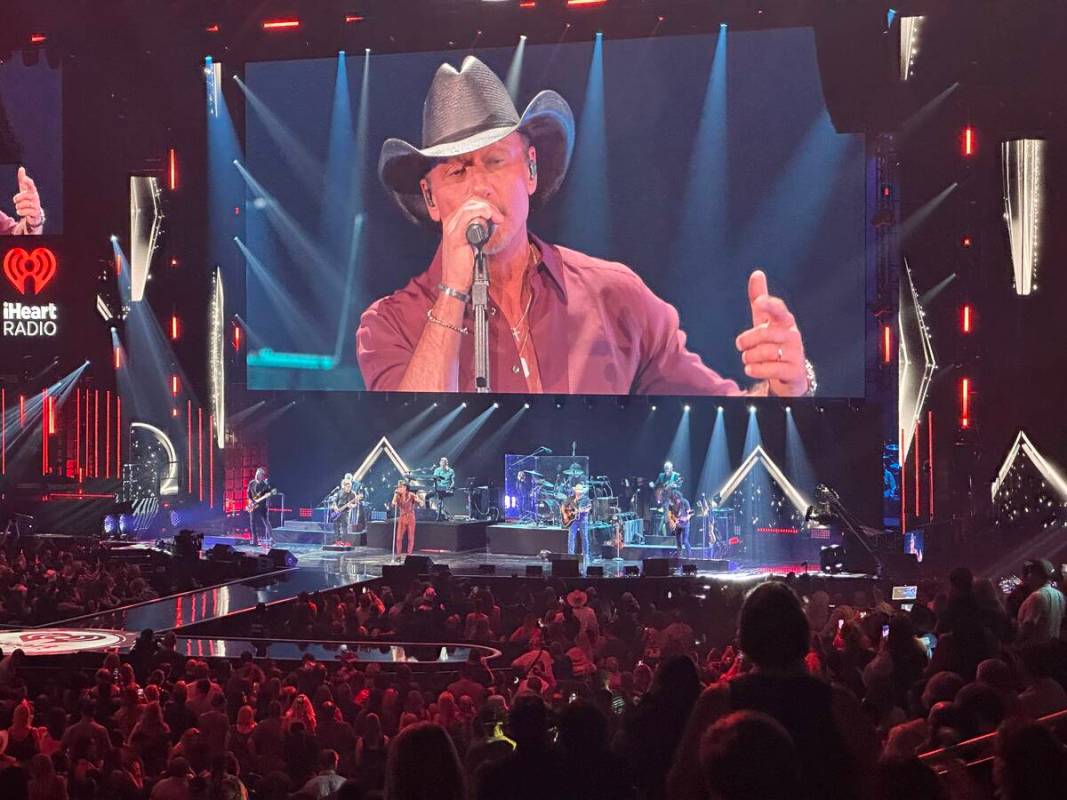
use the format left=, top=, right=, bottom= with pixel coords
left=358, top=56, right=815, bottom=397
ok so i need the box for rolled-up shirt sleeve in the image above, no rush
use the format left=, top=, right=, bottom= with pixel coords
left=630, top=277, right=743, bottom=396
left=357, top=296, right=420, bottom=392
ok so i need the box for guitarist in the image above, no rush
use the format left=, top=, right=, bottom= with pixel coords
left=667, top=489, right=693, bottom=558
left=330, top=476, right=360, bottom=543
left=247, top=467, right=273, bottom=548
left=561, top=483, right=594, bottom=564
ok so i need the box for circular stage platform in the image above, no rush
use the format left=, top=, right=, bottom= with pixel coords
left=0, top=629, right=137, bottom=656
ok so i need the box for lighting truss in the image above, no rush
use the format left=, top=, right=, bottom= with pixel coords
left=713, top=444, right=810, bottom=517
left=209, top=267, right=225, bottom=449
left=899, top=16, right=925, bottom=81
left=352, top=436, right=412, bottom=484
left=129, top=176, right=163, bottom=302
left=991, top=430, right=1067, bottom=504
left=1001, top=139, right=1046, bottom=296
left=205, top=58, right=222, bottom=118
left=898, top=259, right=936, bottom=461
left=130, top=422, right=180, bottom=496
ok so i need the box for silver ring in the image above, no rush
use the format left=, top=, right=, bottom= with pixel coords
left=776, top=347, right=784, bottom=362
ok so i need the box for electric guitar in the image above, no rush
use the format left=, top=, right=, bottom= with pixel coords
left=667, top=507, right=693, bottom=532
left=329, top=492, right=364, bottom=522
left=561, top=500, right=589, bottom=527
left=246, top=488, right=278, bottom=513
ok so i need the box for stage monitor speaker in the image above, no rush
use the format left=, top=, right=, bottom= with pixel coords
left=643, top=558, right=671, bottom=578
left=403, top=555, right=434, bottom=574
left=681, top=564, right=698, bottom=576
left=552, top=558, right=580, bottom=578
left=267, top=548, right=298, bottom=569
left=586, top=565, right=604, bottom=578
left=478, top=564, right=496, bottom=575
left=207, top=543, right=236, bottom=561
left=623, top=565, right=640, bottom=577
left=525, top=565, right=544, bottom=577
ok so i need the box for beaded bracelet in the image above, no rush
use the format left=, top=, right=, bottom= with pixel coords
left=426, top=308, right=468, bottom=335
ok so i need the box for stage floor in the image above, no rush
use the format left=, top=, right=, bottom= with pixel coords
left=208, top=537, right=873, bottom=584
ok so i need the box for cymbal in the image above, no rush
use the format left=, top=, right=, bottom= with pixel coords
left=562, top=467, right=585, bottom=476
left=520, top=470, right=543, bottom=477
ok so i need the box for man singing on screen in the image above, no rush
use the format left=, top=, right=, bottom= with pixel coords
left=0, top=167, right=45, bottom=235
left=358, top=57, right=814, bottom=396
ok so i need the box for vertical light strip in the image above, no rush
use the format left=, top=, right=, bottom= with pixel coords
left=914, top=422, right=920, bottom=517
left=187, top=400, right=193, bottom=492
left=209, top=415, right=215, bottom=509
left=900, top=427, right=907, bottom=534
left=198, top=407, right=204, bottom=502
left=94, top=389, right=100, bottom=477
left=209, top=268, right=226, bottom=449
left=116, top=395, right=121, bottom=478
left=899, top=16, right=925, bottom=81
left=41, top=389, right=48, bottom=475
left=1, top=387, right=5, bottom=474
left=105, top=390, right=111, bottom=478
left=927, top=410, right=934, bottom=519
left=75, top=387, right=80, bottom=477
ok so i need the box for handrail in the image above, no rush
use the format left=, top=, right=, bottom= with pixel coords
left=918, top=707, right=1067, bottom=772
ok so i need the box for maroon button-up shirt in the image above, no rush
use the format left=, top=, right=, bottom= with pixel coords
left=356, top=234, right=743, bottom=396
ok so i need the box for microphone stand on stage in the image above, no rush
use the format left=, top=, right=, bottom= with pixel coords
left=468, top=222, right=491, bottom=393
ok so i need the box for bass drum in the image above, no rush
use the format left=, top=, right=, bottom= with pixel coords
left=536, top=497, right=561, bottom=526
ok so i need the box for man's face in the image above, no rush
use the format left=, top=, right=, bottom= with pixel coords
left=664, top=463, right=673, bottom=474
left=421, top=132, right=537, bottom=255
left=440, top=458, right=448, bottom=468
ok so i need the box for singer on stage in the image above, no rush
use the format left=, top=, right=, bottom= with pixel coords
left=358, top=56, right=813, bottom=397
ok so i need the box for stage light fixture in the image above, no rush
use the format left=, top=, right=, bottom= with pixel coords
left=962, top=127, right=976, bottom=157
left=650, top=405, right=657, bottom=411
left=747, top=405, right=756, bottom=413
left=524, top=403, right=530, bottom=409
left=209, top=268, right=226, bottom=448
left=683, top=404, right=691, bottom=412
left=262, top=18, right=301, bottom=31
left=899, top=261, right=937, bottom=461
left=961, top=304, right=973, bottom=334
left=820, top=544, right=845, bottom=574
left=898, top=16, right=925, bottom=81
left=717, top=406, right=723, bottom=412
left=1001, top=139, right=1046, bottom=296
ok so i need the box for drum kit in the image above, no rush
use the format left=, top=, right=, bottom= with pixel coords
left=519, top=466, right=622, bottom=528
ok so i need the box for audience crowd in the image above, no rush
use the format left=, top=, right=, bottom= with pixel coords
left=0, top=543, right=161, bottom=626
left=0, top=553, right=1063, bottom=799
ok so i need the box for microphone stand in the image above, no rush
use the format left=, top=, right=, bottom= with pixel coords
left=472, top=243, right=491, bottom=393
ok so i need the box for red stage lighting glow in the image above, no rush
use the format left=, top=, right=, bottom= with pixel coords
left=882, top=324, right=892, bottom=364
left=962, top=126, right=976, bottom=157
left=568, top=0, right=607, bottom=5
left=233, top=324, right=242, bottom=351
left=168, top=148, right=178, bottom=190
left=345, top=15, right=365, bottom=23
left=30, top=34, right=47, bottom=45
left=961, top=304, right=973, bottom=334
left=105, top=390, right=111, bottom=478
left=960, top=377, right=970, bottom=427
left=519, top=1, right=537, bottom=7
left=961, top=235, right=972, bottom=248
left=113, top=345, right=122, bottom=369
left=205, top=24, right=220, bottom=33
left=171, top=314, right=180, bottom=340
left=262, top=18, right=300, bottom=30
left=171, top=375, right=180, bottom=397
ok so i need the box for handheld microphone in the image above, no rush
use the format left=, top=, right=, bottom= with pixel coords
left=466, top=218, right=494, bottom=248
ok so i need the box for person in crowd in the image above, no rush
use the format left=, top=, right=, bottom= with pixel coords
left=299, top=748, right=346, bottom=799
left=697, top=711, right=801, bottom=800
left=1017, top=559, right=1065, bottom=645
left=667, top=582, right=880, bottom=800
left=474, top=695, right=565, bottom=800
left=993, top=718, right=1067, bottom=799
left=385, top=722, right=466, bottom=800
